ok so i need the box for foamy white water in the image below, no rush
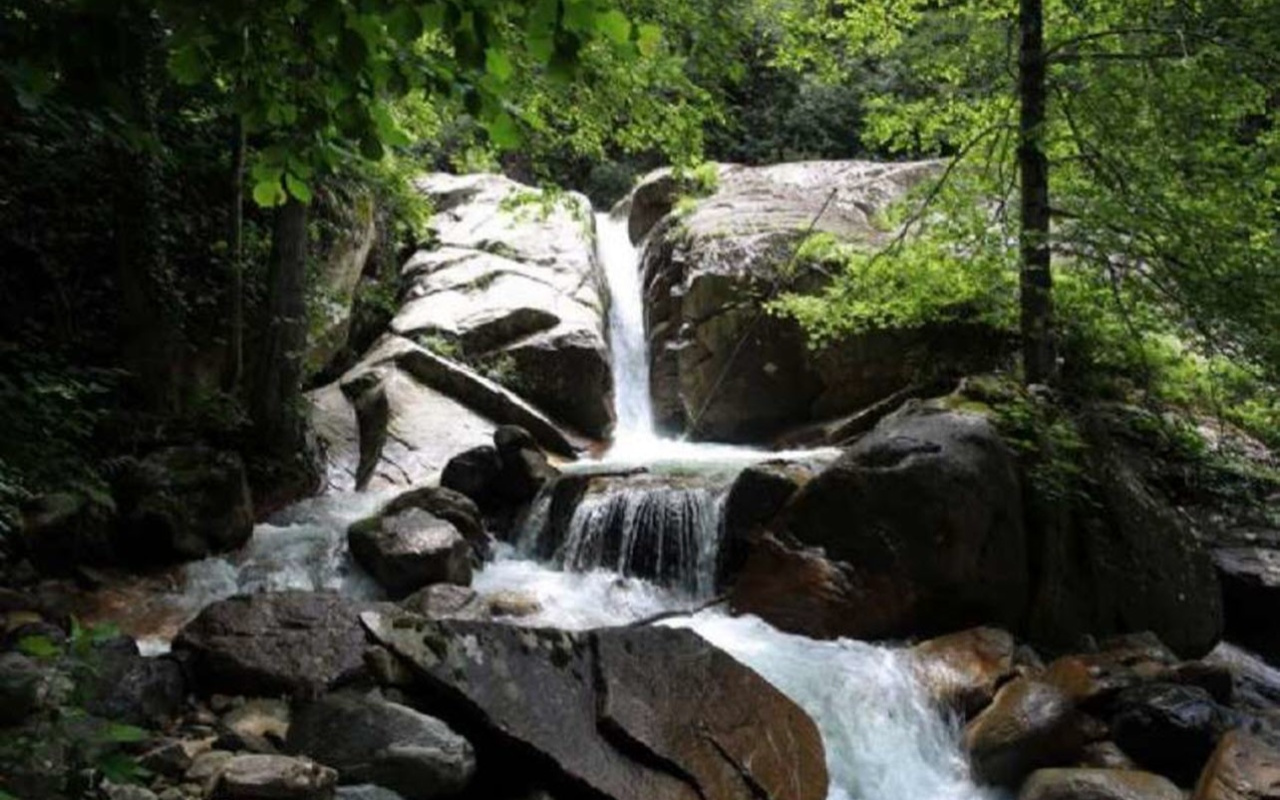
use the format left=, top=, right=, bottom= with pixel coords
left=597, top=211, right=657, bottom=452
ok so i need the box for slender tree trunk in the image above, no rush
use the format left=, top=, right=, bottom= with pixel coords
left=228, top=115, right=246, bottom=390
left=1018, top=0, right=1056, bottom=385
left=251, top=197, right=310, bottom=454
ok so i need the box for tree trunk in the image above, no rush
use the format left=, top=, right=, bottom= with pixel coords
left=228, top=116, right=246, bottom=391
left=1018, top=0, right=1056, bottom=385
left=251, top=197, right=310, bottom=455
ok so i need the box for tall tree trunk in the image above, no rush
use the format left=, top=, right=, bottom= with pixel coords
left=251, top=197, right=310, bottom=455
left=113, top=1, right=180, bottom=413
left=1018, top=0, right=1056, bottom=385
left=228, top=116, right=246, bottom=391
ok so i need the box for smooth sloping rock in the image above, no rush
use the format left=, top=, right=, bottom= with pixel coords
left=361, top=612, right=828, bottom=800
left=633, top=160, right=1002, bottom=442
left=213, top=754, right=337, bottom=800
left=964, top=676, right=1093, bottom=787
left=288, top=691, right=475, bottom=800
left=348, top=508, right=472, bottom=599
left=1111, top=683, right=1231, bottom=785
left=1193, top=730, right=1280, bottom=800
left=174, top=592, right=378, bottom=697
left=732, top=405, right=1027, bottom=640
left=912, top=627, right=1017, bottom=717
left=1019, top=768, right=1183, bottom=800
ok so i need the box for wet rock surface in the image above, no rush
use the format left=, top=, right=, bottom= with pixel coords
left=1018, top=768, right=1184, bottom=800
left=173, top=592, right=384, bottom=697
left=361, top=611, right=828, bottom=800
left=348, top=507, right=472, bottom=599
left=912, top=626, right=1018, bottom=717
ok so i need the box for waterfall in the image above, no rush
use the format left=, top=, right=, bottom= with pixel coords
left=597, top=212, right=657, bottom=448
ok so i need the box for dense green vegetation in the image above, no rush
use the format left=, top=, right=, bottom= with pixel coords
left=1, top=0, right=1277, bottom=540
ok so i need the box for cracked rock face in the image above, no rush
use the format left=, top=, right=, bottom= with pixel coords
left=360, top=611, right=828, bottom=800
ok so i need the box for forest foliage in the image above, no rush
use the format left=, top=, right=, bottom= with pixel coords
left=1, top=0, right=1278, bottom=535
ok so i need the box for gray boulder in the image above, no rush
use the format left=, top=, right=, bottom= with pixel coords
left=212, top=754, right=337, bottom=800
left=348, top=508, right=472, bottom=599
left=361, top=612, right=828, bottom=800
left=1018, top=769, right=1183, bottom=800
left=173, top=592, right=379, bottom=697
left=287, top=691, right=475, bottom=800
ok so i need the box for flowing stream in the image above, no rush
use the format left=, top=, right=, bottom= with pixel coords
left=115, top=209, right=994, bottom=800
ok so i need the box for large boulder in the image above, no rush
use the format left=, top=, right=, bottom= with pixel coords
left=730, top=405, right=1028, bottom=639
left=1193, top=730, right=1280, bottom=800
left=173, top=591, right=380, bottom=697
left=1019, top=769, right=1183, bottom=800
left=717, top=459, right=815, bottom=590
left=631, top=160, right=1001, bottom=442
left=361, top=612, right=828, bottom=800
left=83, top=635, right=186, bottom=727
left=1027, top=411, right=1225, bottom=658
left=110, top=446, right=254, bottom=564
left=348, top=508, right=472, bottom=599
left=18, top=491, right=116, bottom=574
left=394, top=174, right=613, bottom=437
left=288, top=691, right=475, bottom=800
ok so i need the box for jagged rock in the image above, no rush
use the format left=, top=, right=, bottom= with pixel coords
left=287, top=691, right=476, bottom=800
left=398, top=584, right=489, bottom=621
left=1019, top=769, right=1183, bottom=800
left=731, top=405, right=1028, bottom=640
left=1111, top=683, right=1232, bottom=785
left=348, top=508, right=472, bottom=599
left=212, top=754, right=337, bottom=800
left=964, top=675, right=1095, bottom=787
left=360, top=612, right=828, bottom=800
left=111, top=446, right=254, bottom=564
left=1193, top=730, right=1280, bottom=800
left=632, top=160, right=1002, bottom=442
left=912, top=627, right=1017, bottom=717
left=717, top=460, right=814, bottom=590
left=173, top=592, right=381, bottom=697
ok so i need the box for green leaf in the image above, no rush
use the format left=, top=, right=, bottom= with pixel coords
left=595, top=10, right=632, bottom=45
left=167, top=44, right=206, bottom=85
left=104, top=723, right=151, bottom=744
left=284, top=174, right=313, bottom=204
left=387, top=5, right=424, bottom=43
left=252, top=179, right=286, bottom=207
left=636, top=23, right=662, bottom=57
left=484, top=111, right=522, bottom=149
left=485, top=48, right=514, bottom=83
left=16, top=635, right=60, bottom=660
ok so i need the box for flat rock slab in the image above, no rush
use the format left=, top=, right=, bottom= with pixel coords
left=361, top=612, right=828, bottom=800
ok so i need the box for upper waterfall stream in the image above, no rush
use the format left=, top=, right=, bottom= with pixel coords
left=94, top=208, right=995, bottom=800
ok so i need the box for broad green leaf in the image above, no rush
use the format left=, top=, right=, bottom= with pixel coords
left=252, top=179, right=286, bottom=207
left=484, top=111, right=522, bottom=149
left=485, top=48, right=514, bottom=83
left=595, top=10, right=632, bottom=45
left=284, top=174, right=314, bottom=204
left=17, top=635, right=60, bottom=660
left=104, top=723, right=151, bottom=744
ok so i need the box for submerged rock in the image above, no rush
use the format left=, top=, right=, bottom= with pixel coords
left=288, top=691, right=475, bottom=800
left=361, top=611, right=828, bottom=800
